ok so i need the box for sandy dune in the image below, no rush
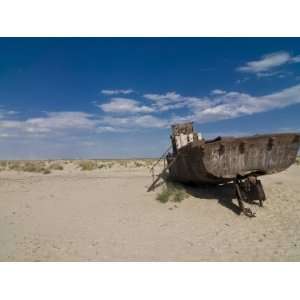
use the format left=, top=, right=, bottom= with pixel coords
left=0, top=160, right=300, bottom=261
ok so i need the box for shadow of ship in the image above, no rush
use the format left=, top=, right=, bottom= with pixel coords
left=160, top=172, right=262, bottom=215
left=182, top=182, right=243, bottom=215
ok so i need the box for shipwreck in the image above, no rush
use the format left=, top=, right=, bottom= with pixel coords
left=149, top=122, right=300, bottom=217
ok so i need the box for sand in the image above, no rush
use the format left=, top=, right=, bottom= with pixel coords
left=0, top=160, right=300, bottom=261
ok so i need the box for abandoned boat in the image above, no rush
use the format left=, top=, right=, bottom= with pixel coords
left=149, top=122, right=300, bottom=217
left=167, top=122, right=300, bottom=185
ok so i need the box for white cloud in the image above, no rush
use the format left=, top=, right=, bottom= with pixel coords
left=144, top=91, right=182, bottom=102
left=133, top=115, right=168, bottom=128
left=0, top=108, right=168, bottom=139
left=143, top=91, right=200, bottom=111
left=95, top=126, right=125, bottom=133
left=0, top=111, right=98, bottom=137
left=24, top=112, right=97, bottom=133
left=291, top=55, right=300, bottom=63
left=99, top=98, right=154, bottom=114
left=101, top=89, right=134, bottom=95
left=180, top=84, right=300, bottom=124
left=0, top=108, right=18, bottom=119
left=99, top=115, right=168, bottom=130
left=1, top=84, right=300, bottom=140
left=237, top=51, right=300, bottom=76
left=211, top=89, right=226, bottom=95
left=144, top=84, right=300, bottom=122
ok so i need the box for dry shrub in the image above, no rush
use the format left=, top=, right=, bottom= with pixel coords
left=78, top=160, right=98, bottom=171
left=134, top=161, right=144, bottom=168
left=106, top=162, right=114, bottom=168
left=156, top=186, right=172, bottom=203
left=22, top=161, right=47, bottom=173
left=5, top=160, right=54, bottom=174
left=8, top=161, right=23, bottom=171
left=118, top=160, right=128, bottom=168
left=0, top=161, right=8, bottom=169
left=48, top=162, right=64, bottom=171
left=156, top=182, right=188, bottom=203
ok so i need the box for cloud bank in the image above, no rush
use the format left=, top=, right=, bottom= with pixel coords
left=237, top=51, right=300, bottom=77
left=2, top=83, right=300, bottom=140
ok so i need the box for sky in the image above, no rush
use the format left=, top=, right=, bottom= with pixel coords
left=0, top=38, right=300, bottom=159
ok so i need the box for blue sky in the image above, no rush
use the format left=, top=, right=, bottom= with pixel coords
left=0, top=38, right=300, bottom=159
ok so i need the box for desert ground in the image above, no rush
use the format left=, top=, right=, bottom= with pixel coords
left=0, top=158, right=300, bottom=261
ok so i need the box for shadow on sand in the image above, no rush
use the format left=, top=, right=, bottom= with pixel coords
left=181, top=181, right=263, bottom=215
left=181, top=182, right=242, bottom=215
left=155, top=172, right=262, bottom=215
left=151, top=172, right=242, bottom=215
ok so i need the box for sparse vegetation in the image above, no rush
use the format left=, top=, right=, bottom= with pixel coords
left=8, top=161, right=23, bottom=171
left=296, top=157, right=300, bottom=165
left=144, top=159, right=155, bottom=166
left=0, top=161, right=8, bottom=168
left=78, top=160, right=98, bottom=171
left=106, top=162, right=114, bottom=168
left=0, top=160, right=64, bottom=174
left=0, top=158, right=176, bottom=174
left=22, top=161, right=47, bottom=173
left=5, top=161, right=49, bottom=173
left=113, top=159, right=156, bottom=169
left=156, top=182, right=188, bottom=203
left=173, top=186, right=187, bottom=202
left=48, top=162, right=64, bottom=171
left=156, top=186, right=172, bottom=203
left=0, top=161, right=8, bottom=171
left=118, top=160, right=128, bottom=168
left=134, top=161, right=144, bottom=168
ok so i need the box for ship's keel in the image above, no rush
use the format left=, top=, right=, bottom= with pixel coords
left=234, top=175, right=266, bottom=217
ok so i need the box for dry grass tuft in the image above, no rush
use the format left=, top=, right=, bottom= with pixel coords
left=5, top=161, right=51, bottom=174
left=156, top=186, right=172, bottom=203
left=0, top=160, right=65, bottom=174
left=156, top=182, right=188, bottom=203
left=118, top=160, right=128, bottom=168
left=48, top=162, right=64, bottom=171
left=78, top=160, right=98, bottom=171
left=22, top=161, right=47, bottom=173
left=0, top=161, right=8, bottom=168
left=8, top=161, right=23, bottom=171
left=0, top=161, right=8, bottom=171
left=106, top=162, right=114, bottom=168
left=134, top=161, right=144, bottom=168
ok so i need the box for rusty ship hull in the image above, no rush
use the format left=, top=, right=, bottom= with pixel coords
left=168, top=133, right=300, bottom=184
